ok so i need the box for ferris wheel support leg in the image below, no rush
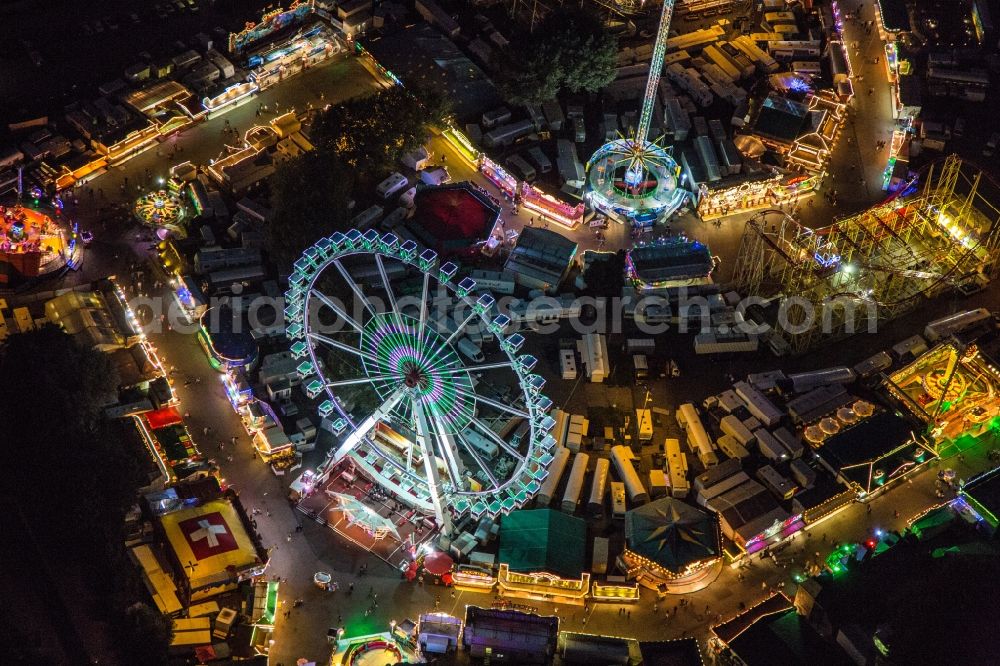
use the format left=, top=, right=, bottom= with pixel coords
left=411, top=396, right=453, bottom=535
left=330, top=388, right=406, bottom=464
left=430, top=413, right=466, bottom=491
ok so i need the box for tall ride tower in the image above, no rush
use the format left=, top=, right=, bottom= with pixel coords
left=586, top=0, right=688, bottom=226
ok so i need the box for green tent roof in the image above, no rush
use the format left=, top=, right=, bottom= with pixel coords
left=498, top=508, right=586, bottom=578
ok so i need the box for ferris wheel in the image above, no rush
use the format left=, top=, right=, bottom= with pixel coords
left=284, top=228, right=558, bottom=533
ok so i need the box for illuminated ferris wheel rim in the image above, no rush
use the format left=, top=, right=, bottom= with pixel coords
left=283, top=228, right=557, bottom=522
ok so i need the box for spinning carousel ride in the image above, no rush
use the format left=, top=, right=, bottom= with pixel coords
left=0, top=204, right=79, bottom=280
left=285, top=228, right=557, bottom=534
left=134, top=189, right=187, bottom=237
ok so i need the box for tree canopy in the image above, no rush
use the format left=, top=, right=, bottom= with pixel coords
left=500, top=8, right=618, bottom=106
left=266, top=149, right=356, bottom=272
left=0, top=326, right=167, bottom=664
left=310, top=85, right=444, bottom=174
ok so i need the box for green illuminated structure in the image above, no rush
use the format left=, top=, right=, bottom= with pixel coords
left=284, top=228, right=557, bottom=533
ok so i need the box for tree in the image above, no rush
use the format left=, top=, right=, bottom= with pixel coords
left=118, top=603, right=173, bottom=666
left=500, top=8, right=618, bottom=106
left=310, top=86, right=439, bottom=174
left=266, top=149, right=355, bottom=272
left=0, top=326, right=166, bottom=664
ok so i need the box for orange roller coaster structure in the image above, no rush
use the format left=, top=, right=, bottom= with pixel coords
left=732, top=155, right=1000, bottom=355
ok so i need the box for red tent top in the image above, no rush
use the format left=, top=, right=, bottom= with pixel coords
left=423, top=550, right=454, bottom=576
left=145, top=405, right=183, bottom=430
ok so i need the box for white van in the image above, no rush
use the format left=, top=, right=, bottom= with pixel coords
left=506, top=154, right=536, bottom=182
left=419, top=167, right=451, bottom=186
left=398, top=186, right=417, bottom=208
left=376, top=172, right=409, bottom=200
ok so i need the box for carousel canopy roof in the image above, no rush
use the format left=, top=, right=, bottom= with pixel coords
left=499, top=508, right=586, bottom=578
left=625, top=498, right=719, bottom=573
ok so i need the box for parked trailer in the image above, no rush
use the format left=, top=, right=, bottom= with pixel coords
left=560, top=349, right=578, bottom=380
left=703, top=45, right=742, bottom=80
left=610, top=481, right=627, bottom=518
left=733, top=381, right=782, bottom=427
left=482, top=119, right=535, bottom=148
left=757, top=464, right=797, bottom=500
left=611, top=445, right=649, bottom=505
left=732, top=36, right=779, bottom=73
left=665, top=438, right=691, bottom=497
left=716, top=434, right=750, bottom=459
left=694, top=330, right=758, bottom=354
left=853, top=351, right=892, bottom=379
left=626, top=338, right=656, bottom=353
left=786, top=366, right=856, bottom=394
left=588, top=457, right=610, bottom=516
left=891, top=334, right=928, bottom=360
left=535, top=446, right=570, bottom=507
left=924, top=308, right=992, bottom=342
left=676, top=403, right=719, bottom=466
left=561, top=452, right=590, bottom=513
left=720, top=414, right=754, bottom=447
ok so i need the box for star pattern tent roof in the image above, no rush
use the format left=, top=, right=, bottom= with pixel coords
left=625, top=498, right=720, bottom=573
left=499, top=509, right=586, bottom=578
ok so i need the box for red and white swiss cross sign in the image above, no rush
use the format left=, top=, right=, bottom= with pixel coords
left=178, top=512, right=238, bottom=560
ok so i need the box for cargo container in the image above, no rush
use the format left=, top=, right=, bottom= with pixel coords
left=649, top=469, right=668, bottom=499
left=786, top=366, right=856, bottom=394
left=773, top=427, right=804, bottom=458
left=636, top=408, right=653, bottom=442
left=694, top=330, right=758, bottom=353
left=560, top=349, right=578, bottom=380
left=891, top=334, right=928, bottom=360
left=592, top=536, right=609, bottom=574
left=716, top=434, right=750, bottom=459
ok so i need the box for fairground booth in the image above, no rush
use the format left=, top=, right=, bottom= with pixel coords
left=408, top=183, right=501, bottom=258
left=621, top=498, right=723, bottom=594
left=497, top=508, right=590, bottom=605
left=813, top=410, right=936, bottom=499
left=142, top=483, right=268, bottom=605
